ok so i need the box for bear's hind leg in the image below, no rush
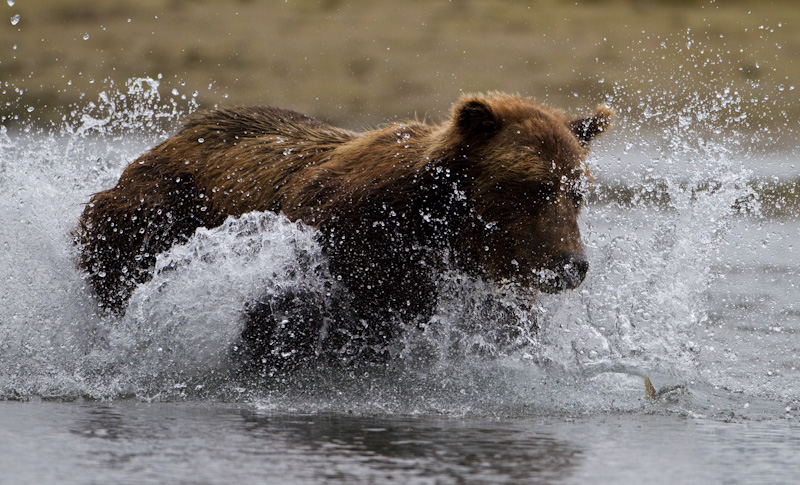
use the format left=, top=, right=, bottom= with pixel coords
left=75, top=171, right=209, bottom=313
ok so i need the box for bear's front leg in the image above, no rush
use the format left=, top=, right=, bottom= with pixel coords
left=235, top=287, right=329, bottom=375
left=234, top=282, right=414, bottom=375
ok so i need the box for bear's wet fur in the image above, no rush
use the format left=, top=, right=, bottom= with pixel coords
left=74, top=93, right=611, bottom=370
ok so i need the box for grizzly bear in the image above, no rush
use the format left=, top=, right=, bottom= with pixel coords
left=74, top=92, right=611, bottom=369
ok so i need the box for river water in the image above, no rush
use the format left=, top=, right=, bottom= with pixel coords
left=1, top=80, right=800, bottom=483
left=2, top=401, right=799, bottom=484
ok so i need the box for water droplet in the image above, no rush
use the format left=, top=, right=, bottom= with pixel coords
left=10, top=14, right=19, bottom=25
left=7, top=0, right=14, bottom=6
left=778, top=84, right=785, bottom=92
left=82, top=33, right=90, bottom=41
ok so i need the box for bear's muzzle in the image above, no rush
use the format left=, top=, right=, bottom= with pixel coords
left=537, top=251, right=589, bottom=293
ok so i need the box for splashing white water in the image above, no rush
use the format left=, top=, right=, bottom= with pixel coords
left=0, top=66, right=798, bottom=418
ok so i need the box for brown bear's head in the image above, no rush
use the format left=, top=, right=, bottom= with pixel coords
left=443, top=93, right=612, bottom=293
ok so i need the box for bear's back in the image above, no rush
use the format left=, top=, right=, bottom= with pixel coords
left=181, top=105, right=357, bottom=147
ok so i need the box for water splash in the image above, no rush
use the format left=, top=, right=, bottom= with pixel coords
left=0, top=78, right=200, bottom=399
left=0, top=57, right=797, bottom=419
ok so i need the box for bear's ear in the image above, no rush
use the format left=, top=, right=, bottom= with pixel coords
left=454, top=98, right=501, bottom=139
left=570, top=105, right=613, bottom=146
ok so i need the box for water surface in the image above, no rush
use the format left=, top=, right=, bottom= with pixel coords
left=3, top=401, right=799, bottom=484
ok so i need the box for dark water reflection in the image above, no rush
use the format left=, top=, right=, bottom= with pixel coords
left=237, top=412, right=580, bottom=483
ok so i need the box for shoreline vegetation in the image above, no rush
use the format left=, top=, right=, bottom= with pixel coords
left=1, top=1, right=798, bottom=137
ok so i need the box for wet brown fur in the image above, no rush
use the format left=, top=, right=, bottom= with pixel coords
left=74, top=93, right=611, bottom=320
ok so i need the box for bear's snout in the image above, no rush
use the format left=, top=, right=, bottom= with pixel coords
left=537, top=251, right=588, bottom=293
left=558, top=252, right=589, bottom=288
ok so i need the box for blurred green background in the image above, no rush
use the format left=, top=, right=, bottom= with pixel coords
left=1, top=0, right=797, bottom=138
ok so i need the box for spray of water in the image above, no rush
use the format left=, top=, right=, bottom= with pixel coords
left=1, top=22, right=797, bottom=417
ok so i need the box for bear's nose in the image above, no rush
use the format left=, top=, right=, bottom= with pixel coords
left=558, top=252, right=589, bottom=288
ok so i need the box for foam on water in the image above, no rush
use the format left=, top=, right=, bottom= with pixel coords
left=0, top=62, right=798, bottom=418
